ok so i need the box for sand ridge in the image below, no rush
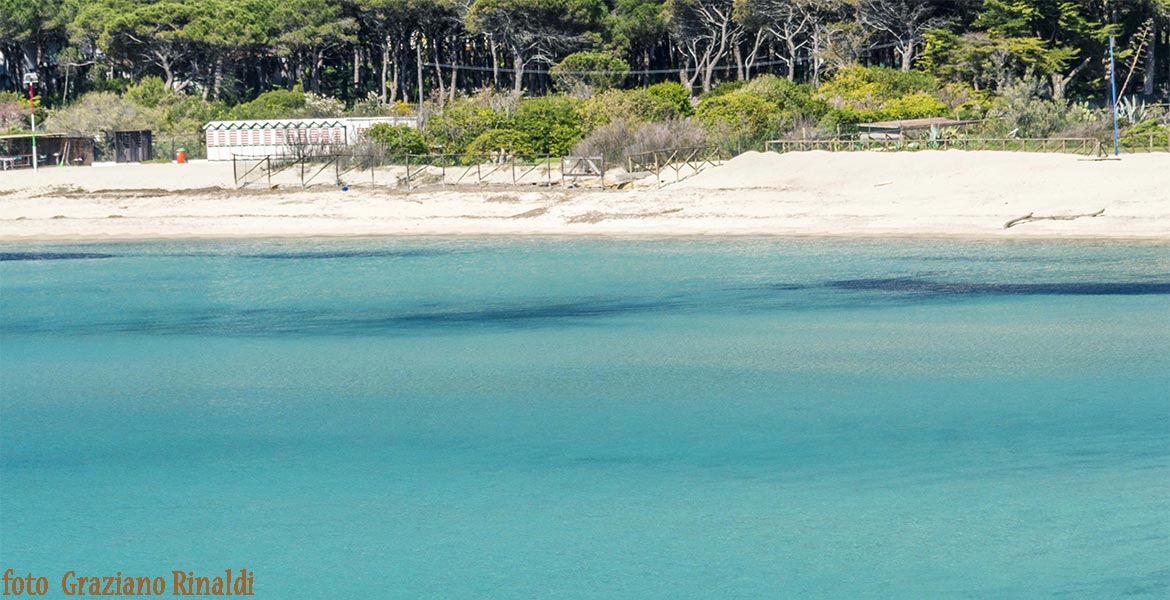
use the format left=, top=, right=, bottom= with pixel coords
left=1, top=151, right=1167, bottom=240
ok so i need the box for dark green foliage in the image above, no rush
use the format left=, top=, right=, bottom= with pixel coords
left=580, top=88, right=680, bottom=130
left=465, top=128, right=534, bottom=156
left=695, top=92, right=793, bottom=139
left=422, top=100, right=506, bottom=154
left=646, top=82, right=693, bottom=116
left=366, top=123, right=428, bottom=154
left=508, top=96, right=584, bottom=155
left=739, top=75, right=826, bottom=117
left=550, top=51, right=630, bottom=93
left=1121, top=119, right=1170, bottom=149
left=699, top=80, right=748, bottom=100
left=228, top=89, right=308, bottom=120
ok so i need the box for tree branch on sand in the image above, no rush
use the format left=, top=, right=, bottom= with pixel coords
left=1003, top=208, right=1104, bottom=229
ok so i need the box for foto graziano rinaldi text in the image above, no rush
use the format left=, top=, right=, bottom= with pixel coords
left=2, top=569, right=254, bottom=596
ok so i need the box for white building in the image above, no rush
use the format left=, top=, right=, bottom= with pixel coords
left=203, top=116, right=417, bottom=161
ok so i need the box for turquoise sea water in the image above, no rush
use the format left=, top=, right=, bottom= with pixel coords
left=1, top=238, right=1168, bottom=598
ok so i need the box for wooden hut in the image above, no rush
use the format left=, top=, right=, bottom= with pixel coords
left=113, top=129, right=153, bottom=162
left=0, top=134, right=95, bottom=169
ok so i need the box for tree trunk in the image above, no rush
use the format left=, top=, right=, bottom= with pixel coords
left=353, top=45, right=362, bottom=99
left=786, top=38, right=797, bottom=81
left=490, top=39, right=500, bottom=88
left=1051, top=58, right=1089, bottom=100
left=311, top=48, right=324, bottom=93
left=160, top=55, right=175, bottom=91
left=416, top=40, right=424, bottom=108
left=381, top=42, right=390, bottom=102
left=1144, top=25, right=1157, bottom=96
left=212, top=55, right=224, bottom=100
left=734, top=45, right=744, bottom=81
left=434, top=44, right=446, bottom=108
left=899, top=44, right=913, bottom=71
left=512, top=47, right=524, bottom=93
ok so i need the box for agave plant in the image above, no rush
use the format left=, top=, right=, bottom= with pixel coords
left=1115, top=96, right=1148, bottom=125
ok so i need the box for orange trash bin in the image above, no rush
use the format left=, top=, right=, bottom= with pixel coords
left=176, top=148, right=187, bottom=164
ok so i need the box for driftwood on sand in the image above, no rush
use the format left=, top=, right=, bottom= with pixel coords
left=1003, top=209, right=1105, bottom=229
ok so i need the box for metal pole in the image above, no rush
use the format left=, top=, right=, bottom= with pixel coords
left=1110, top=36, right=1120, bottom=157
left=28, top=82, right=37, bottom=172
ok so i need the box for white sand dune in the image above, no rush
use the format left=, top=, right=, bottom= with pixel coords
left=1, top=151, right=1167, bottom=240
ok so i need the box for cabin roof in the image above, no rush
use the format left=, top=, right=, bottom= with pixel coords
left=858, top=117, right=982, bottom=131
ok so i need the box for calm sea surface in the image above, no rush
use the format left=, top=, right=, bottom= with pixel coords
left=1, top=238, right=1168, bottom=598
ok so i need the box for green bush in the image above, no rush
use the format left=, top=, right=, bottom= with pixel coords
left=229, top=88, right=308, bottom=120
left=465, top=128, right=534, bottom=157
left=423, top=100, right=505, bottom=154
left=1120, top=119, right=1170, bottom=149
left=157, top=95, right=228, bottom=135
left=646, top=81, right=693, bottom=116
left=881, top=92, right=949, bottom=120
left=550, top=51, right=630, bottom=94
left=699, top=80, right=748, bottom=101
left=580, top=88, right=680, bottom=130
left=696, top=92, right=793, bottom=143
left=509, top=96, right=583, bottom=155
left=739, top=75, right=825, bottom=117
left=817, top=65, right=939, bottom=112
left=984, top=78, right=1092, bottom=137
left=366, top=123, right=428, bottom=154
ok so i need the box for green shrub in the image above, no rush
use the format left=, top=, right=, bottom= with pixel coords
left=423, top=100, right=506, bottom=154
left=465, top=128, right=534, bottom=157
left=1120, top=119, right=1170, bottom=149
left=984, top=78, right=1093, bottom=137
left=699, top=80, right=747, bottom=101
left=817, top=65, right=939, bottom=112
left=550, top=51, right=630, bottom=94
left=695, top=92, right=792, bottom=136
left=646, top=81, right=693, bottom=116
left=739, top=75, right=825, bottom=117
left=229, top=88, right=308, bottom=120
left=366, top=123, right=427, bottom=154
left=580, top=88, right=680, bottom=130
left=881, top=92, right=949, bottom=120
left=509, top=96, right=583, bottom=155
left=157, top=95, right=228, bottom=135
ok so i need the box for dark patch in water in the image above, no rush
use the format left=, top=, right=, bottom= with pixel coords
left=0, top=252, right=115, bottom=262
left=829, top=278, right=1170, bottom=296
left=243, top=249, right=454, bottom=260
left=0, top=298, right=682, bottom=337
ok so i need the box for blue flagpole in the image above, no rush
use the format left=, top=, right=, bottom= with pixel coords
left=1109, top=36, right=1120, bottom=157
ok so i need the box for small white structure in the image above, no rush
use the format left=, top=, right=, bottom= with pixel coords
left=203, top=116, right=417, bottom=161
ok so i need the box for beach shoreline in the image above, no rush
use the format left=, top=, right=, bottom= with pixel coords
left=2, top=150, right=1168, bottom=241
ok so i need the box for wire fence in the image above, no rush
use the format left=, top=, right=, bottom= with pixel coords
left=152, top=134, right=207, bottom=161
left=233, top=152, right=609, bottom=189
left=230, top=132, right=1166, bottom=190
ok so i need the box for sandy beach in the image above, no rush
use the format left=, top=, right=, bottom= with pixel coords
left=1, top=150, right=1167, bottom=240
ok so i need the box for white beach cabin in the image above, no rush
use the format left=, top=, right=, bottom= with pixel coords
left=203, top=116, right=417, bottom=161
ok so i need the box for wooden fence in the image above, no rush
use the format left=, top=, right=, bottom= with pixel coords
left=627, top=146, right=726, bottom=186
left=763, top=137, right=1108, bottom=156
left=234, top=152, right=561, bottom=189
